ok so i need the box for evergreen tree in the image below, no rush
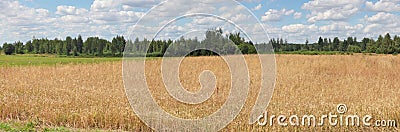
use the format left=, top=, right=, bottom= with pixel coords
left=72, top=38, right=78, bottom=56
left=317, top=37, right=323, bottom=51
left=77, top=35, right=83, bottom=53
left=66, top=36, right=72, bottom=56
left=25, top=40, right=33, bottom=53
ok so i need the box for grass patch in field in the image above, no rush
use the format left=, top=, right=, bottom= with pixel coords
left=0, top=54, right=122, bottom=66
left=0, top=120, right=110, bottom=131
left=275, top=51, right=348, bottom=55
left=0, top=121, right=36, bottom=131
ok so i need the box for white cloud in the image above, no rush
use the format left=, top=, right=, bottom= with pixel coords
left=90, top=0, right=116, bottom=12
left=279, top=22, right=370, bottom=43
left=0, top=0, right=156, bottom=43
left=56, top=6, right=90, bottom=24
left=319, top=22, right=364, bottom=35
left=252, top=4, right=262, bottom=11
left=0, top=0, right=305, bottom=44
left=0, top=0, right=58, bottom=43
left=278, top=24, right=320, bottom=43
left=302, top=0, right=364, bottom=23
left=293, top=12, right=302, bottom=19
left=121, top=0, right=266, bottom=41
left=60, top=15, right=90, bottom=23
left=363, top=24, right=379, bottom=33
left=120, top=0, right=161, bottom=8
left=2, top=0, right=398, bottom=45
left=364, top=12, right=399, bottom=24
left=366, top=0, right=400, bottom=12
left=261, top=8, right=295, bottom=21
left=282, top=24, right=318, bottom=33
left=363, top=12, right=400, bottom=35
left=90, top=0, right=162, bottom=12
left=56, top=6, right=88, bottom=15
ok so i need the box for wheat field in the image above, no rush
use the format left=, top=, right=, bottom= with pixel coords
left=0, top=54, right=399, bottom=131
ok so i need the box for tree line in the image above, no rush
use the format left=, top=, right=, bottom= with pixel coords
left=268, top=33, right=400, bottom=54
left=0, top=29, right=259, bottom=57
left=0, top=35, right=163, bottom=57
left=130, top=29, right=260, bottom=57
left=1, top=35, right=127, bottom=56
left=1, top=29, right=400, bottom=56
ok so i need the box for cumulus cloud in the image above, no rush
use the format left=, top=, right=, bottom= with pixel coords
left=302, top=0, right=364, bottom=23
left=252, top=4, right=262, bottom=11
left=366, top=0, right=400, bottom=12
left=277, top=24, right=319, bottom=43
left=282, top=24, right=318, bottom=33
left=56, top=6, right=88, bottom=15
left=2, top=0, right=399, bottom=45
left=319, top=22, right=364, bottom=36
left=293, top=12, right=302, bottom=19
left=56, top=6, right=90, bottom=23
left=364, top=12, right=399, bottom=24
left=261, top=8, right=297, bottom=21
left=91, top=0, right=162, bottom=12
left=280, top=22, right=370, bottom=43
left=363, top=12, right=400, bottom=35
left=0, top=0, right=57, bottom=43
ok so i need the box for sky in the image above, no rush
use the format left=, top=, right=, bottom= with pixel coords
left=0, top=0, right=400, bottom=44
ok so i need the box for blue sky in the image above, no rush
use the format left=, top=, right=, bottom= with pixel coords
left=1, top=0, right=399, bottom=44
left=21, top=0, right=93, bottom=11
